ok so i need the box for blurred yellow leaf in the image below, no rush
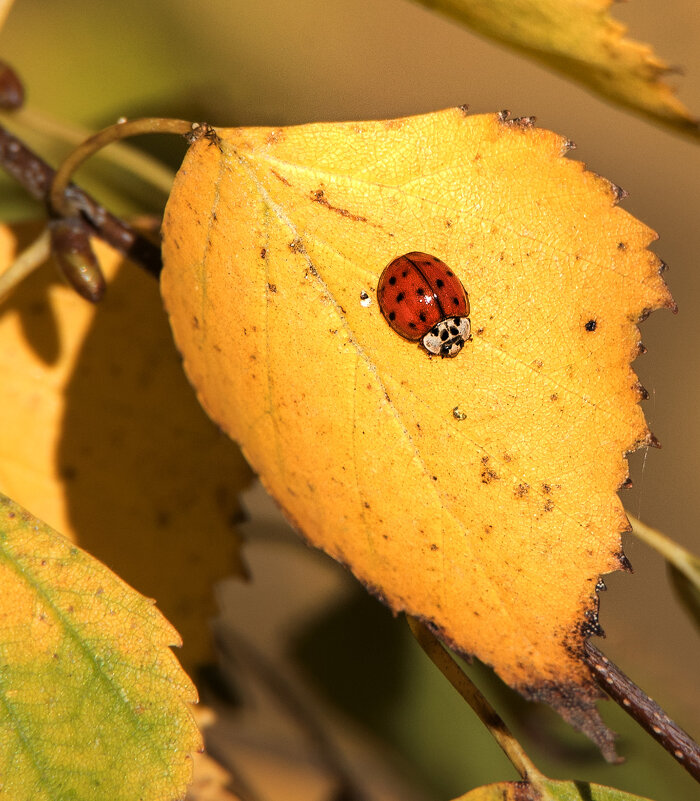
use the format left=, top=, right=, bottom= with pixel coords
left=0, top=492, right=201, bottom=801
left=414, top=0, right=698, bottom=138
left=0, top=224, right=252, bottom=671
left=161, top=108, right=673, bottom=754
left=453, top=778, right=655, bottom=800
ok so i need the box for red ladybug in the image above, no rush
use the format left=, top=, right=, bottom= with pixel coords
left=377, top=252, right=471, bottom=357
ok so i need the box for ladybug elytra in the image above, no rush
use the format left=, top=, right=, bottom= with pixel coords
left=377, top=252, right=471, bottom=357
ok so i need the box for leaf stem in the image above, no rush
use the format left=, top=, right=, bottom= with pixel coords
left=584, top=642, right=700, bottom=782
left=0, top=227, right=50, bottom=300
left=627, top=512, right=700, bottom=588
left=48, top=117, right=195, bottom=217
left=406, top=616, right=546, bottom=789
left=8, top=106, right=176, bottom=194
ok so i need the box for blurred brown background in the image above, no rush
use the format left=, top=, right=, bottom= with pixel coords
left=0, top=1, right=698, bottom=799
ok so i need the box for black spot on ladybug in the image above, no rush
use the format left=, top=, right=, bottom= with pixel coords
left=389, top=276, right=396, bottom=285
left=408, top=322, right=417, bottom=329
left=436, top=279, right=444, bottom=288
left=388, top=311, right=396, bottom=321
left=453, top=317, right=461, bottom=324
left=585, top=319, right=597, bottom=332
left=446, top=271, right=454, bottom=276
left=452, top=297, right=460, bottom=305
left=416, top=287, right=425, bottom=295
left=396, top=292, right=405, bottom=302
left=440, top=330, right=449, bottom=341
left=419, top=312, right=427, bottom=322
left=450, top=326, right=459, bottom=335
left=402, top=270, right=408, bottom=277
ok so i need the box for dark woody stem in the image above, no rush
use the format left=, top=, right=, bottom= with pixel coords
left=585, top=642, right=700, bottom=782
left=0, top=117, right=204, bottom=279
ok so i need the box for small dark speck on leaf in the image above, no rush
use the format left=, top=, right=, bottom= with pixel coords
left=585, top=319, right=597, bottom=332
left=268, top=283, right=277, bottom=293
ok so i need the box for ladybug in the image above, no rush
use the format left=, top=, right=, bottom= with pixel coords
left=377, top=252, right=471, bottom=357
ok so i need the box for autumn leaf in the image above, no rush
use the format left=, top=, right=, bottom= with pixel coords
left=412, top=0, right=698, bottom=139
left=160, top=108, right=673, bottom=756
left=453, top=778, right=656, bottom=800
left=0, top=223, right=252, bottom=671
left=0, top=492, right=201, bottom=801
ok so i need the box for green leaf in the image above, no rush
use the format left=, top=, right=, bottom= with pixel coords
left=454, top=778, right=656, bottom=801
left=0, top=493, right=201, bottom=801
left=412, top=0, right=699, bottom=139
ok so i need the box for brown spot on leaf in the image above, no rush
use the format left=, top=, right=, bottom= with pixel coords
left=481, top=467, right=499, bottom=484
left=311, top=189, right=369, bottom=223
left=270, top=169, right=291, bottom=186
left=514, top=483, right=529, bottom=498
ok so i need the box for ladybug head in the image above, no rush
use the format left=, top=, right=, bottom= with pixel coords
left=422, top=316, right=471, bottom=358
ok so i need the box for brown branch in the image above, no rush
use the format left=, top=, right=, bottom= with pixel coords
left=215, top=627, right=370, bottom=801
left=0, top=123, right=163, bottom=277
left=584, top=642, right=700, bottom=782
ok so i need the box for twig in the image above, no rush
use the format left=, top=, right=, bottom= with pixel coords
left=0, top=123, right=163, bottom=277
left=216, top=627, right=370, bottom=801
left=406, top=616, right=546, bottom=790
left=584, top=642, right=700, bottom=782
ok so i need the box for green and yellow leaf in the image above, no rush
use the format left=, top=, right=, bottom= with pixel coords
left=413, top=0, right=698, bottom=138
left=0, top=493, right=201, bottom=801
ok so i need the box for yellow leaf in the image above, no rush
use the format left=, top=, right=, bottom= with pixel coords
left=0, top=224, right=252, bottom=671
left=160, top=108, right=673, bottom=754
left=0, top=492, right=201, bottom=801
left=413, top=0, right=698, bottom=139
